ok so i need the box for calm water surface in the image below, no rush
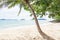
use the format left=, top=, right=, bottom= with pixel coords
left=0, top=19, right=50, bottom=29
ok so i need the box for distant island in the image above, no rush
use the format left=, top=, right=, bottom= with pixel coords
left=0, top=19, right=6, bottom=20
left=37, top=18, right=46, bottom=20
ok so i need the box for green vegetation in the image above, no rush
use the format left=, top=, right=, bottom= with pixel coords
left=53, top=15, right=60, bottom=22
left=1, top=0, right=59, bottom=40
left=0, top=0, right=60, bottom=21
left=24, top=0, right=60, bottom=21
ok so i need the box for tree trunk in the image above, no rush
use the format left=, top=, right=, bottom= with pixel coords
left=25, top=0, right=55, bottom=40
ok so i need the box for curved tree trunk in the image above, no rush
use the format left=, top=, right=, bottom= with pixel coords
left=25, top=0, right=55, bottom=40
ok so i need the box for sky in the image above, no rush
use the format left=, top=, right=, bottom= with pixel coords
left=0, top=6, right=33, bottom=20
left=0, top=5, right=52, bottom=20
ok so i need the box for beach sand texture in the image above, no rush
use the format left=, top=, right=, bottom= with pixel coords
left=0, top=23, right=60, bottom=40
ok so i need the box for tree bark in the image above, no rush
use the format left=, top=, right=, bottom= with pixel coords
left=25, top=0, right=55, bottom=40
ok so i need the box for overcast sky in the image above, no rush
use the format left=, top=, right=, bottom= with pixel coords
left=0, top=5, right=52, bottom=20
left=0, top=6, right=33, bottom=20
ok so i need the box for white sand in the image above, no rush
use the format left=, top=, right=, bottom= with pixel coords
left=0, top=23, right=60, bottom=40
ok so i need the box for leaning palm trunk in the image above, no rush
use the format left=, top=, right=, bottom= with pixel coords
left=25, top=0, right=55, bottom=40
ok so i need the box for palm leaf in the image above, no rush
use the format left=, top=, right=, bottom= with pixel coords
left=17, top=4, right=22, bottom=16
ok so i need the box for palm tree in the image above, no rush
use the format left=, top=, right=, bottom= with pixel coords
left=0, top=0, right=54, bottom=40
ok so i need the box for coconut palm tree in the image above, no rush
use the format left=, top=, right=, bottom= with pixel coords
left=0, top=0, right=54, bottom=40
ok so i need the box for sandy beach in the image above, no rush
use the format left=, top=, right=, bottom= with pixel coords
left=0, top=23, right=60, bottom=40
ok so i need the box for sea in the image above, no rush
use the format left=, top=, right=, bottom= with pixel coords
left=0, top=19, right=51, bottom=29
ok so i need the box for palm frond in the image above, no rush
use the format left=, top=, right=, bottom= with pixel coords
left=17, top=4, right=22, bottom=16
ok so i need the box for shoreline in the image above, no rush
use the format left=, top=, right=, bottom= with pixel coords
left=0, top=23, right=60, bottom=40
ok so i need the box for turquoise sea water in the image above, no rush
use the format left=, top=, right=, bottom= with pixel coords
left=0, top=19, right=49, bottom=29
